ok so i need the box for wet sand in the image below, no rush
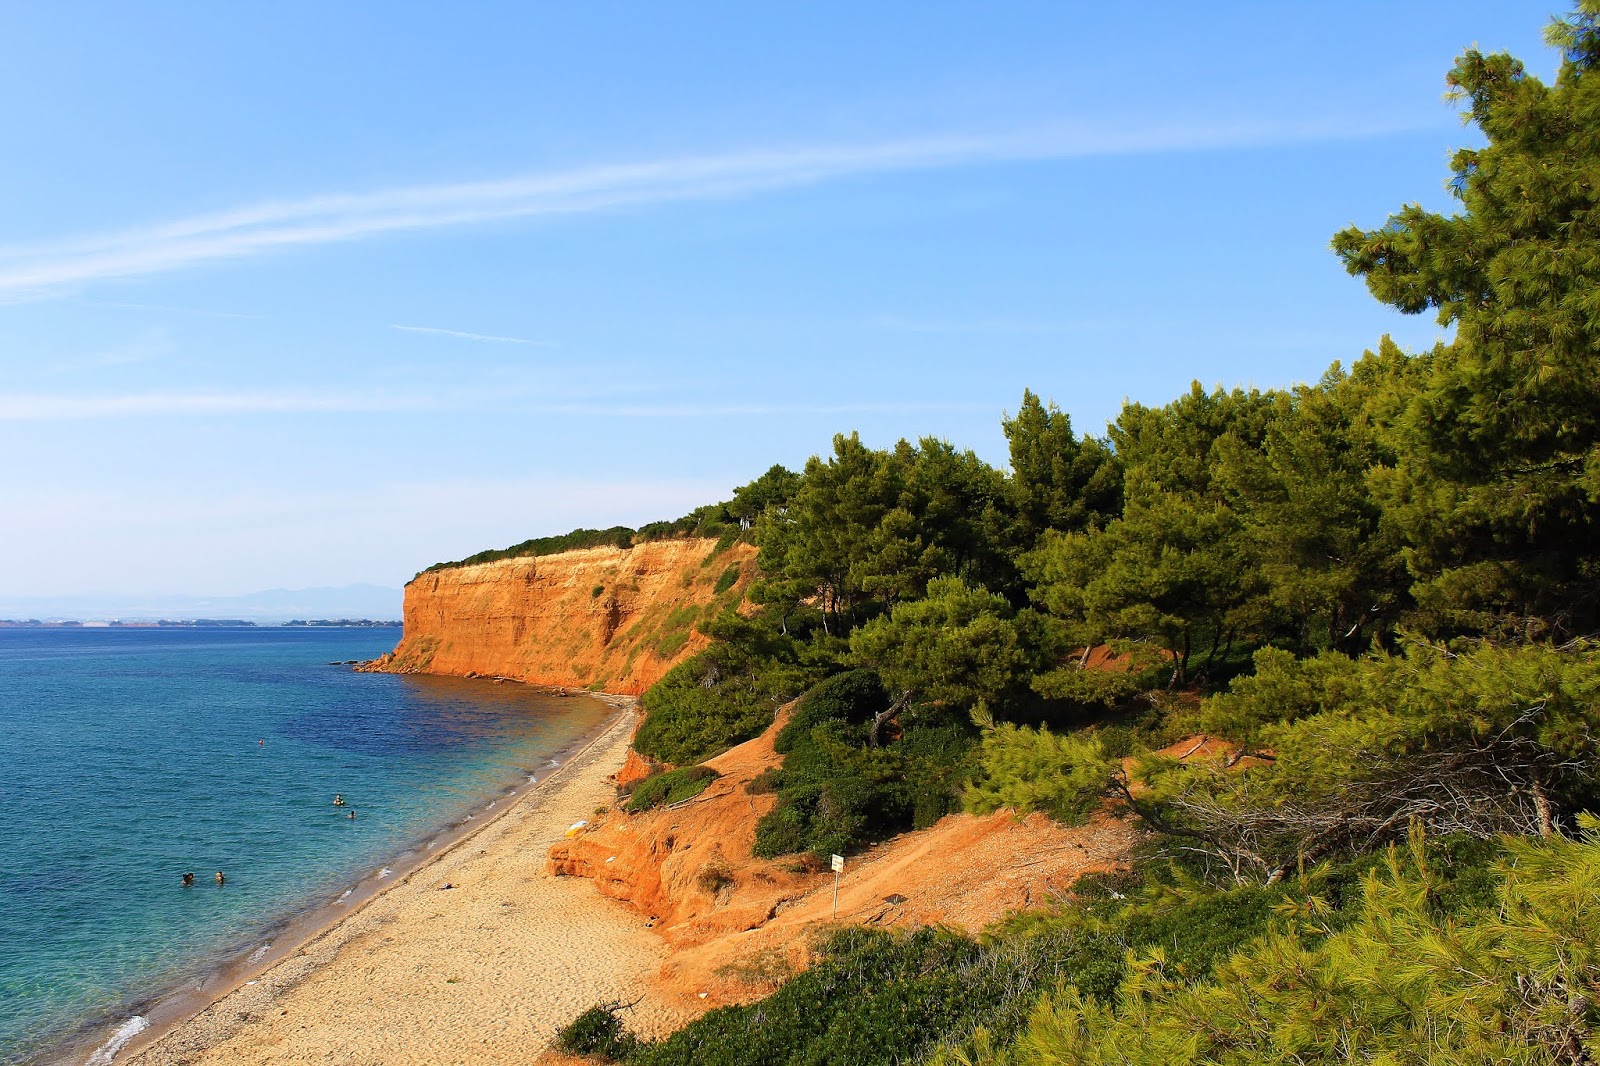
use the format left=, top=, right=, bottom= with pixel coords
left=118, top=709, right=691, bottom=1065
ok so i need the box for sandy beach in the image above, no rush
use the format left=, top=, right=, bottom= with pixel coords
left=118, top=708, right=692, bottom=1066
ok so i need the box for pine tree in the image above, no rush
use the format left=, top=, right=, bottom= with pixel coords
left=1332, top=4, right=1600, bottom=636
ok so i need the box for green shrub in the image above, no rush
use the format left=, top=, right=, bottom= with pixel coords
left=746, top=767, right=782, bottom=795
left=626, top=766, right=719, bottom=813
left=592, top=584, right=606, bottom=598
left=964, top=723, right=1118, bottom=824
left=979, top=824, right=1599, bottom=1065
left=654, top=630, right=691, bottom=658
left=633, top=648, right=786, bottom=764
left=754, top=672, right=979, bottom=858
left=713, top=563, right=743, bottom=595
left=421, top=525, right=636, bottom=574
left=710, top=525, right=743, bottom=556
left=555, top=1001, right=639, bottom=1059
left=773, top=669, right=886, bottom=754
left=584, top=923, right=1144, bottom=1066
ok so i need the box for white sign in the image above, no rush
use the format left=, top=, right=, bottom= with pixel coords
left=831, top=853, right=845, bottom=873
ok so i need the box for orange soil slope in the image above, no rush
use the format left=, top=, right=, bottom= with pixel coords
left=549, top=711, right=1141, bottom=1012
left=364, top=538, right=757, bottom=694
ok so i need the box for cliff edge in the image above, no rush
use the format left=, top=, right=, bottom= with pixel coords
left=364, top=537, right=757, bottom=694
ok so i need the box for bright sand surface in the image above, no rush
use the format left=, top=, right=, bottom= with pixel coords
left=123, top=709, right=692, bottom=1066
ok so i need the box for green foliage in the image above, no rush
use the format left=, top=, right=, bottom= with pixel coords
left=728, top=464, right=802, bottom=526
left=1135, top=640, right=1600, bottom=881
left=1024, top=385, right=1276, bottom=689
left=653, top=629, right=691, bottom=658
left=625, top=765, right=720, bottom=812
left=585, top=925, right=1129, bottom=1066
left=974, top=821, right=1600, bottom=1065
left=755, top=670, right=977, bottom=857
left=772, top=669, right=887, bottom=754
left=1002, top=389, right=1123, bottom=546
left=421, top=525, right=636, bottom=573
left=633, top=642, right=813, bottom=765
left=713, top=563, right=742, bottom=595
left=755, top=432, right=1015, bottom=632
left=1330, top=7, right=1600, bottom=638
left=849, top=577, right=1040, bottom=733
left=965, top=724, right=1118, bottom=824
left=556, top=1002, right=640, bottom=1060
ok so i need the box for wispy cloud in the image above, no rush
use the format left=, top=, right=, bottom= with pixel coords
left=391, top=324, right=544, bottom=345
left=0, top=389, right=988, bottom=421
left=0, top=116, right=1424, bottom=298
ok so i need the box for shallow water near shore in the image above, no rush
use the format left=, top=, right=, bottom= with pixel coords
left=0, top=627, right=612, bottom=1065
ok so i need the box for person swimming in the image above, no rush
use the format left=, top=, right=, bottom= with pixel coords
left=333, top=794, right=346, bottom=807
left=215, top=871, right=226, bottom=886
left=347, top=810, right=356, bottom=820
left=181, top=872, right=195, bottom=888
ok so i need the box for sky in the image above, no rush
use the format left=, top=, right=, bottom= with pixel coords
left=0, top=2, right=1560, bottom=600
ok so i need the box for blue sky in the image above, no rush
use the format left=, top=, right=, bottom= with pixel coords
left=0, top=2, right=1557, bottom=598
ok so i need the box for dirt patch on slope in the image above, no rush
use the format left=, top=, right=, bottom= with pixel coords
left=548, top=712, right=1141, bottom=1018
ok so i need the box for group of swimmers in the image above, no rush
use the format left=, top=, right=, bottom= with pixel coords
left=180, top=793, right=360, bottom=888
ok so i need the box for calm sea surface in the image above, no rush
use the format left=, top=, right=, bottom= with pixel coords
left=0, top=627, right=612, bottom=1064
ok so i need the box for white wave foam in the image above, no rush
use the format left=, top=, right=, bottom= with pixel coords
left=247, top=943, right=273, bottom=963
left=378, top=866, right=392, bottom=878
left=85, top=1015, right=148, bottom=1065
left=337, top=888, right=353, bottom=902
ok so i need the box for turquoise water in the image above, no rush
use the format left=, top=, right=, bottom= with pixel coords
left=0, top=627, right=612, bottom=1064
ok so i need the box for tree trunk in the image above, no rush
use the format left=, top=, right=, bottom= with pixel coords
left=869, top=693, right=911, bottom=748
left=1532, top=776, right=1555, bottom=837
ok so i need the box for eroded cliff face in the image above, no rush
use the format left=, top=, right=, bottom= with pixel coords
left=365, top=538, right=757, bottom=694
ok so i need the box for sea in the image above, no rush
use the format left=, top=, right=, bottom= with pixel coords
left=0, top=626, right=614, bottom=1065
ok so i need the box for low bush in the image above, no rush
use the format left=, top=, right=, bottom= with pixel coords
left=422, top=525, right=636, bottom=573
left=954, top=826, right=1592, bottom=1065
left=625, top=766, right=719, bottom=813
left=754, top=672, right=978, bottom=858
left=633, top=645, right=802, bottom=764
left=964, top=723, right=1119, bottom=824
left=745, top=767, right=781, bottom=795
left=555, top=1001, right=639, bottom=1060
left=713, top=563, right=743, bottom=595
left=696, top=863, right=735, bottom=894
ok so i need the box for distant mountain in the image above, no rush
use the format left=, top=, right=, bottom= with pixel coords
left=0, top=584, right=403, bottom=624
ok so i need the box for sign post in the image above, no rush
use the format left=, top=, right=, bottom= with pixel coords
left=830, top=853, right=844, bottom=919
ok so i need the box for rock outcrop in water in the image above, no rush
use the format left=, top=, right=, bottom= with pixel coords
left=364, top=538, right=757, bottom=694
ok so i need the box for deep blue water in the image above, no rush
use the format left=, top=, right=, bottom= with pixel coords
left=0, top=627, right=611, bottom=1064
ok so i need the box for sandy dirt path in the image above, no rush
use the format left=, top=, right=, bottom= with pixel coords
left=125, top=711, right=690, bottom=1066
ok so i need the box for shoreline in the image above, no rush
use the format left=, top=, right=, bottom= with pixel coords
left=69, top=694, right=657, bottom=1065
